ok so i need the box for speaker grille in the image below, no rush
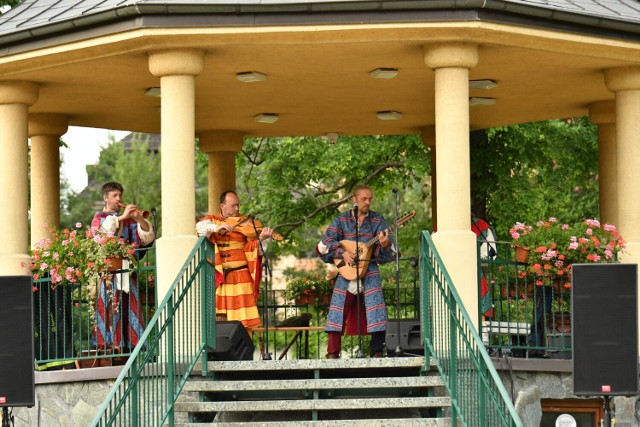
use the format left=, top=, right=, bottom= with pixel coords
left=572, top=264, right=638, bottom=395
left=0, top=276, right=35, bottom=407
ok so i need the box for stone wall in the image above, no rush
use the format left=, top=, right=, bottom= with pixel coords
left=1, top=367, right=120, bottom=427
left=493, top=358, right=640, bottom=426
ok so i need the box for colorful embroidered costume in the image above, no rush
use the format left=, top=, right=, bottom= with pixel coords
left=92, top=211, right=155, bottom=349
left=196, top=214, right=262, bottom=329
left=317, top=210, right=394, bottom=336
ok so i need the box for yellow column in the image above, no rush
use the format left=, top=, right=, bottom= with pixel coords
left=198, top=131, right=244, bottom=214
left=149, top=49, right=204, bottom=301
left=604, top=66, right=640, bottom=355
left=28, top=113, right=68, bottom=246
left=0, top=81, right=39, bottom=275
left=604, top=67, right=640, bottom=263
left=421, top=126, right=437, bottom=230
left=589, top=101, right=617, bottom=225
left=424, top=43, right=480, bottom=328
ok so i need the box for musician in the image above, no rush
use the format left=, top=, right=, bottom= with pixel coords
left=316, top=185, right=395, bottom=358
left=196, top=190, right=273, bottom=331
left=92, top=181, right=155, bottom=351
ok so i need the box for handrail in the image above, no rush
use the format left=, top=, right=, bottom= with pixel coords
left=421, top=231, right=523, bottom=426
left=90, top=236, right=215, bottom=426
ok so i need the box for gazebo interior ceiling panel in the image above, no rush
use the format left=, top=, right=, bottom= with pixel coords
left=0, top=26, right=632, bottom=137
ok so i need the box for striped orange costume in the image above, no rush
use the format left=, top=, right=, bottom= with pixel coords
left=197, top=214, right=262, bottom=329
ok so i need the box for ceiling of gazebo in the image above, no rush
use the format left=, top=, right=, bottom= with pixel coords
left=0, top=19, right=638, bottom=138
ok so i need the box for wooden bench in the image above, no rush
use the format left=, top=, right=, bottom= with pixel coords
left=254, top=326, right=325, bottom=360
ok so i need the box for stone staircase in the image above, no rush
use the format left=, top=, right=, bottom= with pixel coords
left=174, top=356, right=451, bottom=426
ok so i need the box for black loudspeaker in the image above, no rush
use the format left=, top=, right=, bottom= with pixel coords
left=207, top=321, right=254, bottom=361
left=385, top=319, right=423, bottom=355
left=572, top=264, right=638, bottom=396
left=0, top=276, right=35, bottom=407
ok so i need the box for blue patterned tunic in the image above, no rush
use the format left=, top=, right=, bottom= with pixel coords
left=318, top=209, right=394, bottom=333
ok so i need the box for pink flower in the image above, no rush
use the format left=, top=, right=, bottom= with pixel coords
left=75, top=222, right=82, bottom=228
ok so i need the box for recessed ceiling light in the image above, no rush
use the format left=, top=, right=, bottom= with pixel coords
left=469, top=97, right=496, bottom=107
left=254, top=113, right=279, bottom=123
left=237, top=72, right=267, bottom=82
left=469, top=80, right=497, bottom=90
left=144, top=87, right=161, bottom=97
left=369, top=68, right=399, bottom=79
left=376, top=110, right=403, bottom=120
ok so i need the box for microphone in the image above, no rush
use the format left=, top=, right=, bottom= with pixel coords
left=392, top=187, right=398, bottom=194
left=353, top=204, right=358, bottom=216
left=247, top=215, right=256, bottom=220
left=151, top=208, right=157, bottom=216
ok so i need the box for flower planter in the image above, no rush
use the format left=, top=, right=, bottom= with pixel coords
left=514, top=245, right=530, bottom=263
left=295, top=293, right=315, bottom=305
left=106, top=257, right=123, bottom=272
left=295, top=292, right=331, bottom=306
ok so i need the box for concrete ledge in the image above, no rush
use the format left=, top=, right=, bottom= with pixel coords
left=35, top=365, right=124, bottom=385
left=491, top=356, right=572, bottom=372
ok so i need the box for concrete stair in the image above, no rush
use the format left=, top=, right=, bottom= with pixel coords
left=174, top=356, right=451, bottom=426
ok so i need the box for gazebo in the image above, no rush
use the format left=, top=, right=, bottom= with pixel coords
left=1, top=0, right=640, bottom=332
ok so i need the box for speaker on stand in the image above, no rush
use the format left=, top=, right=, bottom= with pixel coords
left=572, top=264, right=638, bottom=427
left=0, top=275, right=35, bottom=427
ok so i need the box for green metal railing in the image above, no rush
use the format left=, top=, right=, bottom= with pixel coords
left=421, top=231, right=523, bottom=426
left=90, top=237, right=215, bottom=427
left=478, top=241, right=572, bottom=358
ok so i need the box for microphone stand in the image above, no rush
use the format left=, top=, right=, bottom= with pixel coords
left=354, top=205, right=365, bottom=358
left=2, top=407, right=13, bottom=427
left=392, top=188, right=403, bottom=356
left=250, top=216, right=272, bottom=360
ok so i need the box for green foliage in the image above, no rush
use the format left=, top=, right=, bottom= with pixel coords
left=0, top=0, right=21, bottom=12
left=474, top=117, right=599, bottom=238
left=63, top=133, right=209, bottom=234
left=236, top=134, right=431, bottom=258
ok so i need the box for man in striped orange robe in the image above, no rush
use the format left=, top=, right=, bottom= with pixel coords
left=196, top=191, right=273, bottom=331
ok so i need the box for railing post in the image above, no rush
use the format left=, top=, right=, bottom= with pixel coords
left=131, top=359, right=139, bottom=427
left=200, top=245, right=209, bottom=376
left=167, top=297, right=175, bottom=427
left=449, top=289, right=458, bottom=427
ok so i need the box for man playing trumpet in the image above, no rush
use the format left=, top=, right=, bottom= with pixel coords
left=92, top=181, right=155, bottom=351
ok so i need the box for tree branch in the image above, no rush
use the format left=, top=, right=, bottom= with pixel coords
left=273, top=160, right=403, bottom=231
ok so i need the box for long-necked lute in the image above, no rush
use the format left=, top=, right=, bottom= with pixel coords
left=334, top=210, right=416, bottom=280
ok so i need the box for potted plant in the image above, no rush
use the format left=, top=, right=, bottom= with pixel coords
left=26, top=222, right=139, bottom=364
left=27, top=223, right=138, bottom=286
left=509, top=217, right=625, bottom=288
left=282, top=275, right=335, bottom=305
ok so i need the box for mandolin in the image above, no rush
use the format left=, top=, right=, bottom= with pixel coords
left=334, top=210, right=416, bottom=280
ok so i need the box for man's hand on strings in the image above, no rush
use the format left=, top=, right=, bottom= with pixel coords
left=342, top=250, right=355, bottom=266
left=379, top=229, right=390, bottom=249
left=259, top=227, right=273, bottom=241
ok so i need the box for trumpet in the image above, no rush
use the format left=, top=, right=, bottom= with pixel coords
left=118, top=202, right=150, bottom=219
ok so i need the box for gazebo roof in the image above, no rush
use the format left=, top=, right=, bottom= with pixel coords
left=0, top=0, right=639, bottom=138
left=2, top=0, right=640, bottom=47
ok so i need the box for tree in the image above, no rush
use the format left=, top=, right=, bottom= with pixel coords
left=63, top=133, right=209, bottom=232
left=471, top=117, right=599, bottom=238
left=234, top=134, right=432, bottom=258
left=0, top=0, right=21, bottom=13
